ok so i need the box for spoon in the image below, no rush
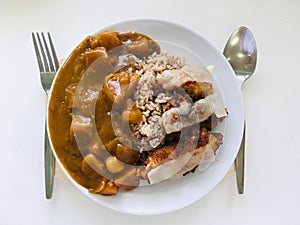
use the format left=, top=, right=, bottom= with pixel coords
left=223, top=26, right=257, bottom=194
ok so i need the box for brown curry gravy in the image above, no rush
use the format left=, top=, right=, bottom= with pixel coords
left=48, top=30, right=160, bottom=195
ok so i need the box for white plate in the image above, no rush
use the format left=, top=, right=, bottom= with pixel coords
left=50, top=18, right=244, bottom=215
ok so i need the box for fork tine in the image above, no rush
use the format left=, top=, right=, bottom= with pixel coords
left=36, top=33, right=50, bottom=72
left=41, top=33, right=55, bottom=72
left=32, top=33, right=44, bottom=72
left=47, top=33, right=59, bottom=71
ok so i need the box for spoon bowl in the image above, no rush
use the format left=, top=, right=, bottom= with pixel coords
left=223, top=26, right=257, bottom=85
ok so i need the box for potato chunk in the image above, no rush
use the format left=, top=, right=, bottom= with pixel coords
left=126, top=37, right=150, bottom=58
left=91, top=31, right=122, bottom=50
left=82, top=153, right=105, bottom=175
left=70, top=115, right=94, bottom=146
left=64, top=83, right=78, bottom=109
left=103, top=72, right=140, bottom=103
left=82, top=154, right=103, bottom=179
left=114, top=168, right=140, bottom=191
left=98, top=116, right=115, bottom=144
left=121, top=104, right=142, bottom=124
left=116, top=144, right=140, bottom=164
left=105, top=156, right=125, bottom=174
left=84, top=47, right=113, bottom=74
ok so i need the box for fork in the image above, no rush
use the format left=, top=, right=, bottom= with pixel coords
left=32, top=32, right=59, bottom=199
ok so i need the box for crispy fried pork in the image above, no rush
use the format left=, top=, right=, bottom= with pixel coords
left=142, top=128, right=223, bottom=184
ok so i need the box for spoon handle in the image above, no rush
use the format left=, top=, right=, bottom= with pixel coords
left=235, top=121, right=245, bottom=194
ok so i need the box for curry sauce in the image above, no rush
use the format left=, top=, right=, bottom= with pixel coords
left=48, top=30, right=160, bottom=195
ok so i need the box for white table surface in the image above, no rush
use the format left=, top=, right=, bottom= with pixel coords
left=1, top=0, right=300, bottom=224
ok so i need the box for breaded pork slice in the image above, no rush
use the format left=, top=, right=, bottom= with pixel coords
left=142, top=131, right=223, bottom=184
left=175, top=133, right=223, bottom=177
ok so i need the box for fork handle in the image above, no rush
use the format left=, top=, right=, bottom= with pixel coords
left=44, top=121, right=55, bottom=199
left=235, top=120, right=246, bottom=194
